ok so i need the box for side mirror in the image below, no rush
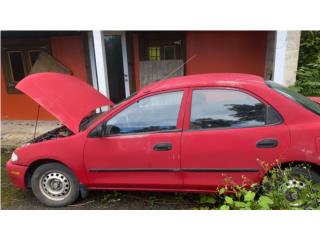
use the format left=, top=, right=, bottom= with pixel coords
left=88, top=123, right=108, bottom=138
left=101, top=123, right=108, bottom=136
left=88, top=123, right=118, bottom=138
left=88, top=124, right=103, bottom=138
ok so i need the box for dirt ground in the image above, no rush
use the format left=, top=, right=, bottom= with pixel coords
left=1, top=120, right=62, bottom=148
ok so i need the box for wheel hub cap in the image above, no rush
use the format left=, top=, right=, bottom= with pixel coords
left=281, top=179, right=306, bottom=207
left=39, top=171, right=71, bottom=201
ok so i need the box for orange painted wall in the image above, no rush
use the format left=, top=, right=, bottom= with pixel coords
left=1, top=36, right=89, bottom=120
left=185, top=31, right=268, bottom=76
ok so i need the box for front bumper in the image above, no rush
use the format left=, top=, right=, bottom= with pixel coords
left=6, top=160, right=28, bottom=188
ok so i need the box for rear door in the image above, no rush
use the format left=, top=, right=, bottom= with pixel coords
left=181, top=87, right=290, bottom=189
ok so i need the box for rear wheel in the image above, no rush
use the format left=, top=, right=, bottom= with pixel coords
left=280, top=167, right=320, bottom=207
left=31, top=162, right=80, bottom=207
left=264, top=166, right=320, bottom=208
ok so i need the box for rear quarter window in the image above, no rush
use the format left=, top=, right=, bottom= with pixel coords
left=266, top=81, right=320, bottom=116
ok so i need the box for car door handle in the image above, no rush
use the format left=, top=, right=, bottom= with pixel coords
left=256, top=139, right=278, bottom=148
left=153, top=143, right=172, bottom=151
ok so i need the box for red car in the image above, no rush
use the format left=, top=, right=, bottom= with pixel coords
left=6, top=72, right=320, bottom=207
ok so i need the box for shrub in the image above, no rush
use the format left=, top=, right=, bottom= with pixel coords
left=296, top=67, right=320, bottom=96
left=197, top=163, right=320, bottom=210
left=295, top=31, right=320, bottom=96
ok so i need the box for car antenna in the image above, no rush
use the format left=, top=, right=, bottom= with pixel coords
left=163, top=54, right=197, bottom=80
left=33, top=104, right=41, bottom=139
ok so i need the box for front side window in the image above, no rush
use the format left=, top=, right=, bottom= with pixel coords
left=190, top=89, right=267, bottom=130
left=106, top=91, right=183, bottom=135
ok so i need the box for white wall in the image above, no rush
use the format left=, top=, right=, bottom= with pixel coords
left=272, top=31, right=301, bottom=86
left=92, top=31, right=110, bottom=98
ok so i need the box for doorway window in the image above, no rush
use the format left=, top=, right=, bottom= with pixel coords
left=139, top=32, right=185, bottom=61
left=148, top=47, right=160, bottom=61
left=164, top=46, right=176, bottom=60
left=139, top=32, right=186, bottom=86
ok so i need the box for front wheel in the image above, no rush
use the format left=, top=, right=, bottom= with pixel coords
left=31, top=162, right=80, bottom=207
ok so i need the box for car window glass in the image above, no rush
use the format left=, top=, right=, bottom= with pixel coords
left=107, top=91, right=183, bottom=135
left=267, top=81, right=320, bottom=116
left=266, top=105, right=283, bottom=125
left=190, top=89, right=266, bottom=129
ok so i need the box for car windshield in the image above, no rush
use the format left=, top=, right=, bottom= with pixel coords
left=267, top=81, right=320, bottom=116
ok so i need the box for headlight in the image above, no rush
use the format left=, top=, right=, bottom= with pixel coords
left=11, top=152, right=18, bottom=162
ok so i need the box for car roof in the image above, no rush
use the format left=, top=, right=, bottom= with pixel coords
left=140, top=73, right=266, bottom=94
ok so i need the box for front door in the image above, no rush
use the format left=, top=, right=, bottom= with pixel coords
left=84, top=90, right=187, bottom=189
left=181, top=88, right=290, bottom=189
left=104, top=32, right=130, bottom=103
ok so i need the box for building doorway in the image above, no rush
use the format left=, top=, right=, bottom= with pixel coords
left=104, top=32, right=131, bottom=103
left=138, top=31, right=186, bottom=87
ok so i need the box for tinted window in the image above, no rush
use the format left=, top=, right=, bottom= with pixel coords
left=107, top=91, right=183, bottom=134
left=267, top=81, right=320, bottom=116
left=266, top=105, right=283, bottom=125
left=190, top=89, right=266, bottom=129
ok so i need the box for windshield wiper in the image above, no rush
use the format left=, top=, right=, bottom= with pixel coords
left=79, top=112, right=103, bottom=131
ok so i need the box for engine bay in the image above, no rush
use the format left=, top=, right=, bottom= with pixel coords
left=29, top=126, right=73, bottom=144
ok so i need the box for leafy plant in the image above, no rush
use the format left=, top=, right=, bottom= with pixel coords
left=200, top=195, right=216, bottom=205
left=195, top=161, right=320, bottom=210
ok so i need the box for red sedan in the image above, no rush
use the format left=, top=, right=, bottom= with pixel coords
left=6, top=72, right=320, bottom=207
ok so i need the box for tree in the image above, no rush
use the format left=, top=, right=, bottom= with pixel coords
left=296, top=31, right=320, bottom=96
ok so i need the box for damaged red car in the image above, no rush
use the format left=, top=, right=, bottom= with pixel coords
left=6, top=72, right=320, bottom=207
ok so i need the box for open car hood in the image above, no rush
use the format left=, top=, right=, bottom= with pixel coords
left=16, top=73, right=114, bottom=133
left=308, top=97, right=320, bottom=104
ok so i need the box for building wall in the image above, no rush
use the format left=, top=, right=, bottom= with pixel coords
left=1, top=36, right=89, bottom=120
left=272, top=31, right=301, bottom=87
left=185, top=31, right=268, bottom=76
left=283, top=31, right=301, bottom=86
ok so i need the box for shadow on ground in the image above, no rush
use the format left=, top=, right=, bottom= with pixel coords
left=1, top=149, right=201, bottom=210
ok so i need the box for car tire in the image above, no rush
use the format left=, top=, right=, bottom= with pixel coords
left=282, top=166, right=320, bottom=188
left=31, top=162, right=80, bottom=207
left=265, top=166, right=320, bottom=207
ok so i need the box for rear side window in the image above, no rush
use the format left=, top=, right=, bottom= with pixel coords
left=267, top=81, right=320, bottom=116
left=190, top=89, right=274, bottom=130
